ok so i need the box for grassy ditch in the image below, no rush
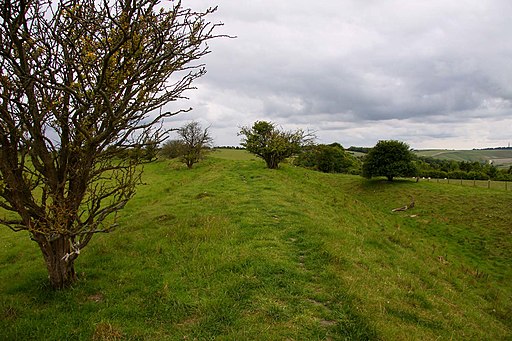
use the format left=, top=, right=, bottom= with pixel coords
left=0, top=154, right=510, bottom=340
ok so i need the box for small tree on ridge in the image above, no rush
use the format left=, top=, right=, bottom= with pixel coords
left=177, top=121, right=213, bottom=168
left=239, top=121, right=313, bottom=169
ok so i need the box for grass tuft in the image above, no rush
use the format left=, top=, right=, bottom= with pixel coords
left=92, top=322, right=123, bottom=341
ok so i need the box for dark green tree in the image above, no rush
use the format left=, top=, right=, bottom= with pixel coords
left=484, top=164, right=499, bottom=179
left=239, top=121, right=313, bottom=169
left=362, top=140, right=417, bottom=181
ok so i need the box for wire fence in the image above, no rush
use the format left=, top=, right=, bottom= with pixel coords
left=419, top=177, right=511, bottom=191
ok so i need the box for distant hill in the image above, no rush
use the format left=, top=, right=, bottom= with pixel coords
left=414, top=149, right=512, bottom=168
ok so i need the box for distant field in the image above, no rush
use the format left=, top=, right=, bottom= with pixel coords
left=347, top=151, right=366, bottom=158
left=210, top=148, right=257, bottom=161
left=212, top=148, right=512, bottom=168
left=415, top=149, right=512, bottom=168
left=420, top=177, right=511, bottom=191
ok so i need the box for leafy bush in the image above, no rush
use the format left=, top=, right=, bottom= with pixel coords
left=295, top=143, right=360, bottom=174
left=160, top=140, right=186, bottom=159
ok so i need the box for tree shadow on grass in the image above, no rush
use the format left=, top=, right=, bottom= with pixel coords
left=360, top=177, right=417, bottom=190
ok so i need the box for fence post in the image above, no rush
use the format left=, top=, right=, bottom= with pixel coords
left=488, top=180, right=491, bottom=189
left=473, top=179, right=476, bottom=187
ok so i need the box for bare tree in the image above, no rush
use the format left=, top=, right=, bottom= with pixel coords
left=0, top=0, right=221, bottom=289
left=177, top=121, right=213, bottom=168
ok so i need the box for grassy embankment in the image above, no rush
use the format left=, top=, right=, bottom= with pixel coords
left=0, top=149, right=511, bottom=340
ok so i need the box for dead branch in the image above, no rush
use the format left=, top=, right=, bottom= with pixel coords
left=392, top=195, right=415, bottom=212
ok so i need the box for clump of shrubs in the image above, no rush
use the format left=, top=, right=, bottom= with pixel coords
left=159, top=139, right=185, bottom=159
left=414, top=157, right=512, bottom=181
left=295, top=143, right=361, bottom=174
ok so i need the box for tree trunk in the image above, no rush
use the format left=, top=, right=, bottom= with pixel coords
left=35, top=235, right=78, bottom=290
left=265, top=157, right=279, bottom=169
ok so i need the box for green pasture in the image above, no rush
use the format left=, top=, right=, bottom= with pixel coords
left=415, top=149, right=512, bottom=168
left=420, top=177, right=511, bottom=191
left=210, top=148, right=257, bottom=161
left=0, top=153, right=511, bottom=340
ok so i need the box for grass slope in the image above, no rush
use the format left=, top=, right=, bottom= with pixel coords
left=0, top=153, right=511, bottom=340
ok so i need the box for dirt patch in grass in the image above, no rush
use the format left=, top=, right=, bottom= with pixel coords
left=93, top=322, right=123, bottom=341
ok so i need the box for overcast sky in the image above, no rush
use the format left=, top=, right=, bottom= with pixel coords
left=165, top=0, right=512, bottom=149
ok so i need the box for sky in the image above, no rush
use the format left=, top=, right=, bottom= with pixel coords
left=164, top=0, right=512, bottom=149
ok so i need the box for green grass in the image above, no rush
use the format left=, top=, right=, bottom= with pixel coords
left=421, top=177, right=511, bottom=191
left=0, top=153, right=511, bottom=340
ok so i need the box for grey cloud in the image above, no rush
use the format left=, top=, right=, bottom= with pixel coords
left=173, top=0, right=512, bottom=148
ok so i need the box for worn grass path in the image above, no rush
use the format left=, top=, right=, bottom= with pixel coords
left=0, top=153, right=511, bottom=340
